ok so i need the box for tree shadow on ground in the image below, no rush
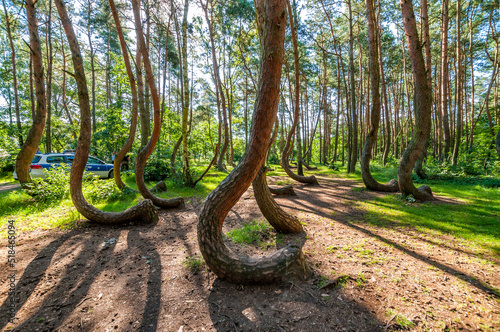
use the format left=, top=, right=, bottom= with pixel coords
left=279, top=179, right=500, bottom=298
left=208, top=278, right=385, bottom=331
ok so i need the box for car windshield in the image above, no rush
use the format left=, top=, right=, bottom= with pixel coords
left=87, top=157, right=103, bottom=164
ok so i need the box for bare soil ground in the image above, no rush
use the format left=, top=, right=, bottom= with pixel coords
left=0, top=175, right=499, bottom=331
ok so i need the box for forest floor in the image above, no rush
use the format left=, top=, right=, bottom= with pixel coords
left=0, top=170, right=499, bottom=332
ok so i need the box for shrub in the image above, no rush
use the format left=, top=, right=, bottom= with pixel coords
left=143, top=156, right=173, bottom=182
left=25, top=166, right=70, bottom=203
left=82, top=174, right=135, bottom=203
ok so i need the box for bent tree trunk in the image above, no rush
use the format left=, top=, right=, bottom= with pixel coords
left=193, top=143, right=220, bottom=186
left=280, top=0, right=318, bottom=186
left=15, top=0, right=46, bottom=186
left=398, top=0, right=435, bottom=201
left=360, top=0, right=398, bottom=192
left=55, top=0, right=157, bottom=224
left=132, top=0, right=184, bottom=209
left=197, top=0, right=310, bottom=284
left=252, top=166, right=302, bottom=233
left=109, top=0, right=138, bottom=190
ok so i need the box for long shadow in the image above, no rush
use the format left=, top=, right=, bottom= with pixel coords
left=281, top=184, right=500, bottom=298
left=0, top=230, right=77, bottom=330
left=208, top=278, right=385, bottom=331
left=10, top=227, right=121, bottom=331
left=127, top=228, right=162, bottom=332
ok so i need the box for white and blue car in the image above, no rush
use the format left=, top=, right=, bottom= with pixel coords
left=13, top=153, right=114, bottom=180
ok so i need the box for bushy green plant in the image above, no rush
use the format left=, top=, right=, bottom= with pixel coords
left=143, top=156, right=173, bottom=182
left=83, top=175, right=134, bottom=203
left=25, top=166, right=70, bottom=203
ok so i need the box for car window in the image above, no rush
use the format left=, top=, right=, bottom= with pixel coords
left=64, top=156, right=74, bottom=163
left=47, top=156, right=65, bottom=163
left=32, top=156, right=42, bottom=163
left=87, top=157, right=102, bottom=164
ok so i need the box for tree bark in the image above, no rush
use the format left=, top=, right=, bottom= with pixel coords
left=252, top=167, right=302, bottom=233
left=132, top=0, right=184, bottom=209
left=360, top=0, right=399, bottom=192
left=347, top=0, right=358, bottom=174
left=197, top=0, right=310, bottom=284
left=2, top=0, right=23, bottom=148
left=398, top=0, right=435, bottom=201
left=15, top=0, right=47, bottom=185
left=414, top=0, right=432, bottom=177
left=280, top=0, right=318, bottom=185
left=45, top=0, right=53, bottom=153
left=109, top=0, right=139, bottom=190
left=440, top=0, right=451, bottom=157
left=55, top=0, right=157, bottom=224
left=181, top=0, right=193, bottom=186
left=452, top=0, right=462, bottom=165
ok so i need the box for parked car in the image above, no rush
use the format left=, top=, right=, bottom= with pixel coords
left=13, top=153, right=114, bottom=180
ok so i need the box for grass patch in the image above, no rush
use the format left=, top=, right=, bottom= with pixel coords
left=386, top=309, right=414, bottom=329
left=182, top=255, right=205, bottom=274
left=225, top=219, right=277, bottom=249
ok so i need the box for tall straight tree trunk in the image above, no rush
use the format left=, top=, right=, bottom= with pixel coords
left=414, top=0, right=432, bottom=177
left=55, top=0, right=157, bottom=224
left=377, top=3, right=391, bottom=166
left=452, top=0, right=462, bottom=165
left=440, top=0, right=451, bottom=156
left=180, top=0, right=193, bottom=186
left=197, top=0, right=309, bottom=284
left=398, top=0, right=435, bottom=201
left=3, top=0, right=23, bottom=147
left=360, top=0, right=399, bottom=192
left=45, top=0, right=53, bottom=153
left=347, top=0, right=358, bottom=174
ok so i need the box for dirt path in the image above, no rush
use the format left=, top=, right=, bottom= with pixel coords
left=0, top=176, right=498, bottom=331
left=0, top=182, right=20, bottom=193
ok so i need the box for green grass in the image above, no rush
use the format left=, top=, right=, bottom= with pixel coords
left=182, top=255, right=205, bottom=273
left=225, top=219, right=275, bottom=246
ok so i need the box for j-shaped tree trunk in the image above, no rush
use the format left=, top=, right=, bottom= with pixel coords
left=398, top=0, right=435, bottom=201
left=109, top=0, right=138, bottom=190
left=15, top=0, right=46, bottom=186
left=360, top=0, right=398, bottom=192
left=132, top=0, right=184, bottom=209
left=252, top=166, right=302, bottom=233
left=197, top=0, right=310, bottom=284
left=55, top=0, right=157, bottom=224
left=280, top=0, right=318, bottom=186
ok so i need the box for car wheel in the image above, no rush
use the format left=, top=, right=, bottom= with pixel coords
left=108, top=170, right=113, bottom=179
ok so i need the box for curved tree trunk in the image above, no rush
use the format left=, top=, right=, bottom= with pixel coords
left=268, top=184, right=296, bottom=196
left=197, top=0, right=310, bottom=284
left=398, top=0, right=435, bottom=201
left=360, top=0, right=399, bottom=192
left=252, top=166, right=302, bottom=233
left=55, top=0, right=157, bottom=224
left=15, top=0, right=46, bottom=186
left=137, top=50, right=150, bottom=148
left=280, top=1, right=318, bottom=186
left=132, top=0, right=184, bottom=209
left=109, top=0, right=138, bottom=191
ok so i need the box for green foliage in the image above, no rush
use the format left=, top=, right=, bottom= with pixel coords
left=182, top=255, right=205, bottom=274
left=385, top=309, right=414, bottom=329
left=82, top=174, right=134, bottom=203
left=225, top=219, right=274, bottom=245
left=25, top=166, right=70, bottom=203
left=143, top=155, right=174, bottom=182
